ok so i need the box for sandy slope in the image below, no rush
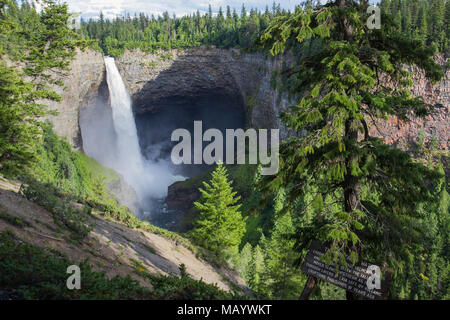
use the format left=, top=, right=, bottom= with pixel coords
left=0, top=179, right=246, bottom=292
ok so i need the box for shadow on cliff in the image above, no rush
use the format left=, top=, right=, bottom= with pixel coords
left=132, top=55, right=248, bottom=178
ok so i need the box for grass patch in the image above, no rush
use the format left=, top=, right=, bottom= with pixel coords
left=22, top=180, right=93, bottom=242
left=79, top=154, right=119, bottom=186
left=159, top=52, right=173, bottom=61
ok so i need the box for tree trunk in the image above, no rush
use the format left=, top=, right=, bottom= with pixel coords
left=299, top=276, right=316, bottom=300
left=344, top=120, right=361, bottom=215
left=346, top=290, right=358, bottom=300
left=339, top=0, right=361, bottom=300
left=344, top=118, right=361, bottom=302
left=344, top=121, right=362, bottom=301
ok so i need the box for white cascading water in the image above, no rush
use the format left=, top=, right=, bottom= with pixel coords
left=103, top=57, right=184, bottom=213
left=104, top=56, right=149, bottom=202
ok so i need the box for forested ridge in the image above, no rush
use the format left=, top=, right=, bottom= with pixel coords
left=77, top=0, right=450, bottom=56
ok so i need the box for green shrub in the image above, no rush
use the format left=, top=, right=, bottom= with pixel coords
left=22, top=180, right=92, bottom=241
left=140, top=264, right=240, bottom=300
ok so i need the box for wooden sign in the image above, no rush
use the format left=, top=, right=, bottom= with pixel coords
left=301, top=241, right=390, bottom=300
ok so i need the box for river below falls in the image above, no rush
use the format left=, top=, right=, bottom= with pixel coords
left=140, top=197, right=184, bottom=231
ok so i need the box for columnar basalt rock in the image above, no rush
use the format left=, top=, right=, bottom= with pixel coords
left=115, top=48, right=297, bottom=139
left=46, top=48, right=448, bottom=154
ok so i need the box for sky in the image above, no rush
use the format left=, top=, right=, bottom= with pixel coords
left=28, top=1, right=380, bottom=21
left=66, top=0, right=297, bottom=20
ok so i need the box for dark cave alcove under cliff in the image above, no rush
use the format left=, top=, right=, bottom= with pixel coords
left=134, top=91, right=247, bottom=178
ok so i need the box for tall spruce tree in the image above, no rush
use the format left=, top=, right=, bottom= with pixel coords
left=259, top=0, right=444, bottom=299
left=0, top=60, right=44, bottom=175
left=247, top=244, right=265, bottom=293
left=191, top=163, right=246, bottom=258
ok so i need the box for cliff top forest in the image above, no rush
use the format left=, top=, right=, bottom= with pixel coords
left=79, top=0, right=450, bottom=57
left=0, top=0, right=449, bottom=302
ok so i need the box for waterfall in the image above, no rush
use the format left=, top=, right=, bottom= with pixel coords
left=101, top=57, right=184, bottom=215
left=104, top=56, right=148, bottom=202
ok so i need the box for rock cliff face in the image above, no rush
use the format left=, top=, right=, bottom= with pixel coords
left=115, top=48, right=295, bottom=138
left=369, top=58, right=449, bottom=150
left=166, top=181, right=201, bottom=212
left=43, top=50, right=141, bottom=213
left=45, top=49, right=105, bottom=149
left=51, top=48, right=448, bottom=155
left=116, top=48, right=448, bottom=149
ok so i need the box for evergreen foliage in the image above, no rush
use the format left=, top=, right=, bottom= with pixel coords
left=258, top=188, right=304, bottom=299
left=0, top=0, right=86, bottom=177
left=0, top=62, right=44, bottom=175
left=0, top=0, right=448, bottom=301
left=380, top=0, right=450, bottom=52
left=191, top=163, right=246, bottom=259
left=258, top=0, right=446, bottom=299
left=79, top=3, right=281, bottom=56
left=79, top=0, right=450, bottom=57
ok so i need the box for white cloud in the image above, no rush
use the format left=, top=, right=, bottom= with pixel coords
left=66, top=0, right=299, bottom=20
left=30, top=0, right=380, bottom=19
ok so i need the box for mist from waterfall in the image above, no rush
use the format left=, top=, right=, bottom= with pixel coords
left=82, top=57, right=183, bottom=216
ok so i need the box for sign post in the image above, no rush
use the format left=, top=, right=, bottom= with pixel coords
left=300, top=241, right=391, bottom=300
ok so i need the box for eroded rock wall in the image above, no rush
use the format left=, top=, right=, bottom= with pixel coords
left=44, top=49, right=105, bottom=149
left=116, top=48, right=448, bottom=150
left=369, top=58, right=449, bottom=150
left=115, top=48, right=298, bottom=139
left=42, top=49, right=141, bottom=214
left=43, top=47, right=449, bottom=221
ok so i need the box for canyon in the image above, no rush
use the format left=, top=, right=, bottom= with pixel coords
left=48, top=48, right=449, bottom=153
left=45, top=47, right=449, bottom=219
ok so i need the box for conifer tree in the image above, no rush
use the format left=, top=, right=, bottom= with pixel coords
left=241, top=4, right=247, bottom=19
left=79, top=1, right=449, bottom=56
left=416, top=3, right=428, bottom=42
left=191, top=163, right=246, bottom=258
left=247, top=244, right=265, bottom=292
left=445, top=0, right=450, bottom=50
left=236, top=242, right=253, bottom=282
left=392, top=162, right=449, bottom=299
left=24, top=0, right=85, bottom=80
left=0, top=62, right=44, bottom=175
left=259, top=0, right=444, bottom=299
left=0, top=0, right=86, bottom=176
left=259, top=188, right=304, bottom=299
